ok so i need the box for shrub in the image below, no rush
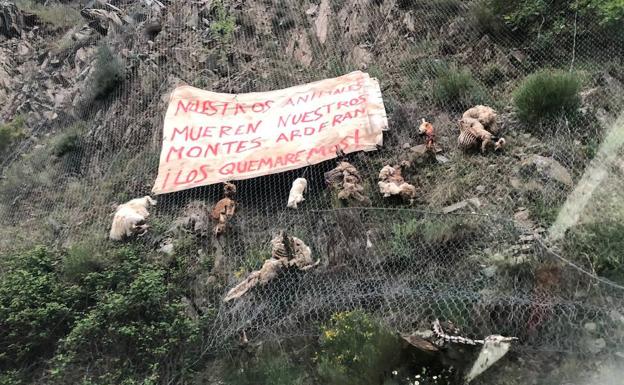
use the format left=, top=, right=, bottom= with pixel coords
left=433, top=67, right=487, bottom=109
left=236, top=246, right=269, bottom=278
left=210, top=0, right=236, bottom=47
left=62, top=243, right=105, bottom=283
left=387, top=216, right=479, bottom=264
left=90, top=44, right=124, bottom=100
left=223, top=346, right=307, bottom=385
left=51, top=122, right=85, bottom=157
left=0, top=115, right=26, bottom=156
left=470, top=0, right=507, bottom=37
left=479, top=0, right=624, bottom=53
left=480, top=62, right=506, bottom=86
left=50, top=246, right=204, bottom=385
left=563, top=221, right=624, bottom=284
left=514, top=70, right=582, bottom=124
left=0, top=247, right=80, bottom=371
left=0, top=245, right=208, bottom=384
left=576, top=0, right=624, bottom=25
left=315, top=310, right=400, bottom=385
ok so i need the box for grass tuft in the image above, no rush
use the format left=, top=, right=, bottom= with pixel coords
left=15, top=0, right=82, bottom=29
left=0, top=115, right=26, bottom=156
left=433, top=66, right=488, bottom=109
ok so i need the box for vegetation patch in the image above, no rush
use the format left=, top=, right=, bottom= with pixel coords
left=90, top=44, right=124, bottom=101
left=387, top=215, right=480, bottom=267
left=51, top=122, right=85, bottom=158
left=15, top=0, right=82, bottom=29
left=478, top=0, right=624, bottom=56
left=211, top=0, right=236, bottom=49
left=513, top=70, right=582, bottom=124
left=0, top=115, right=26, bottom=157
left=62, top=242, right=106, bottom=283
left=433, top=66, right=487, bottom=110
left=0, top=245, right=208, bottom=385
left=223, top=344, right=308, bottom=385
left=562, top=221, right=624, bottom=284
left=315, top=310, right=400, bottom=385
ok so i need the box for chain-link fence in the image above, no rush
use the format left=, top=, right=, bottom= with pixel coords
left=1, top=0, right=623, bottom=363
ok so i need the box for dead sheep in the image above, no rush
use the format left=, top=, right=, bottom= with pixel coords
left=457, top=116, right=506, bottom=154
left=109, top=196, right=157, bottom=241
left=212, top=182, right=237, bottom=236
left=223, top=232, right=318, bottom=302
left=418, top=118, right=437, bottom=151
left=324, top=161, right=371, bottom=205
left=378, top=165, right=416, bottom=203
left=287, top=177, right=307, bottom=209
left=462, top=105, right=499, bottom=135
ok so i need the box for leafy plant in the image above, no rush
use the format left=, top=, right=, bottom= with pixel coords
left=62, top=242, right=105, bottom=283
left=223, top=345, right=308, bottom=385
left=0, top=115, right=26, bottom=156
left=240, top=246, right=269, bottom=273
left=90, top=44, right=124, bottom=100
left=388, top=216, right=479, bottom=262
left=576, top=0, right=624, bottom=25
left=50, top=246, right=203, bottom=384
left=470, top=0, right=507, bottom=37
left=0, top=245, right=207, bottom=385
left=513, top=70, right=581, bottom=124
left=210, top=0, right=236, bottom=48
left=480, top=62, right=506, bottom=86
left=0, top=247, right=80, bottom=371
left=479, top=0, right=624, bottom=52
left=315, top=310, right=400, bottom=385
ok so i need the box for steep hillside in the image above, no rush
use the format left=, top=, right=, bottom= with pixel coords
left=1, top=0, right=624, bottom=384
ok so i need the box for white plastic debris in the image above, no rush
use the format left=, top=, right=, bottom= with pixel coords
left=465, top=335, right=518, bottom=383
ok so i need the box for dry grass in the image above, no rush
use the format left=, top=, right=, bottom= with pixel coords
left=15, top=0, right=82, bottom=29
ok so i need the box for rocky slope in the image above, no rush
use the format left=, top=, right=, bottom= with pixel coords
left=1, top=0, right=624, bottom=384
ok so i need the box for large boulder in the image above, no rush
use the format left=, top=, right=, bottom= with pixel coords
left=0, top=1, right=23, bottom=38
left=520, top=155, right=573, bottom=187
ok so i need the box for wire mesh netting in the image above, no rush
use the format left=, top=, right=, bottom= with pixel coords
left=1, top=0, right=624, bottom=362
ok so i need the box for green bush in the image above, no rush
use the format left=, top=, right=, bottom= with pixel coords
left=388, top=217, right=479, bottom=261
left=0, top=115, right=26, bottom=156
left=223, top=346, right=308, bottom=385
left=433, top=67, right=487, bottom=109
left=479, top=0, right=624, bottom=51
left=563, top=221, right=624, bottom=284
left=513, top=70, right=581, bottom=124
left=576, top=0, right=624, bottom=25
left=51, top=123, right=85, bottom=158
left=210, top=0, right=236, bottom=48
left=0, top=247, right=80, bottom=372
left=0, top=245, right=207, bottom=385
left=50, top=247, right=203, bottom=384
left=470, top=0, right=507, bottom=37
left=90, top=44, right=124, bottom=100
left=315, top=310, right=400, bottom=385
left=62, top=243, right=105, bottom=283
left=480, top=62, right=506, bottom=86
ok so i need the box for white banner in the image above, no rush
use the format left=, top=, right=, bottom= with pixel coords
left=152, top=71, right=387, bottom=195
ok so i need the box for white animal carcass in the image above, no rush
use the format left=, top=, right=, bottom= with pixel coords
left=287, top=177, right=308, bottom=208
left=109, top=196, right=157, bottom=241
